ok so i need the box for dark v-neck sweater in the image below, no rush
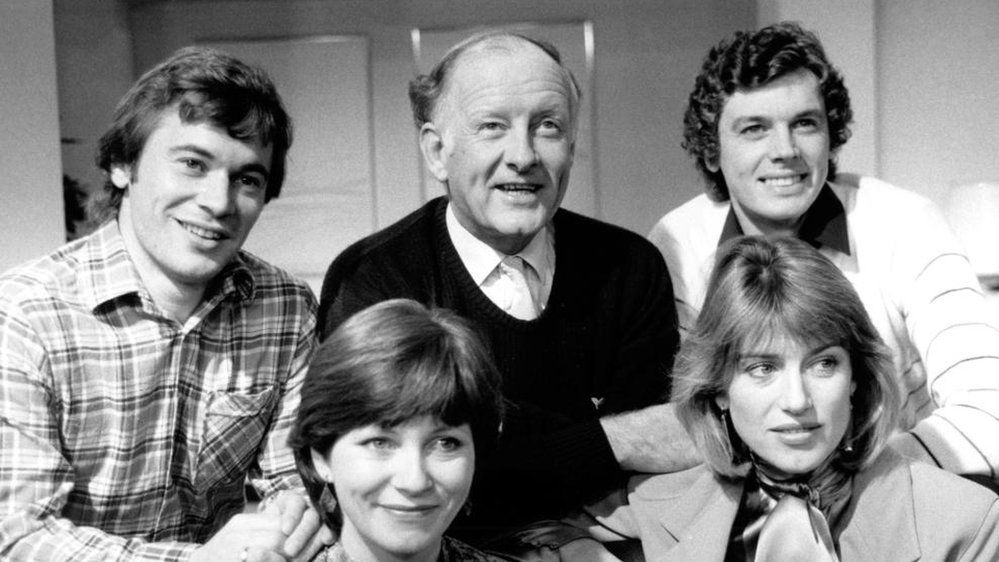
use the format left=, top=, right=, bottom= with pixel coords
left=318, top=197, right=678, bottom=540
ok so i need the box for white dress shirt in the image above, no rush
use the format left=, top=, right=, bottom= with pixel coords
left=445, top=203, right=555, bottom=317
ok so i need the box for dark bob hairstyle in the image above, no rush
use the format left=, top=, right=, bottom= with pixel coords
left=288, top=299, right=504, bottom=529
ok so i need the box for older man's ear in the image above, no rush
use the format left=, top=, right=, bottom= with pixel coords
left=110, top=165, right=132, bottom=189
left=419, top=122, right=449, bottom=183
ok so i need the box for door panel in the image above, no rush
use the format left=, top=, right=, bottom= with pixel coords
left=204, top=36, right=375, bottom=294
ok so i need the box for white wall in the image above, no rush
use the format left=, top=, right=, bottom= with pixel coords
left=125, top=0, right=755, bottom=236
left=54, top=0, right=135, bottom=204
left=757, top=0, right=878, bottom=179
left=12, top=1, right=993, bottom=273
left=758, top=0, right=999, bottom=210
left=0, top=2, right=65, bottom=273
left=877, top=0, right=999, bottom=207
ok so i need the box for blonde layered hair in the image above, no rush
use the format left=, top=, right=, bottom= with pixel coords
left=673, top=236, right=900, bottom=478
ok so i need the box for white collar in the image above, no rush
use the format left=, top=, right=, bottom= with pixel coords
left=445, top=203, right=555, bottom=287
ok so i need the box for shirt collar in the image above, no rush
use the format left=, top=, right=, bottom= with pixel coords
left=210, top=254, right=256, bottom=303
left=445, top=203, right=555, bottom=286
left=81, top=220, right=256, bottom=312
left=718, top=184, right=850, bottom=255
left=81, top=221, right=145, bottom=311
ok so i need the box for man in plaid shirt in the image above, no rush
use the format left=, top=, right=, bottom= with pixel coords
left=0, top=47, right=332, bottom=560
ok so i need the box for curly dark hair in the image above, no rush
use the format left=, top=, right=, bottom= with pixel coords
left=683, top=21, right=853, bottom=201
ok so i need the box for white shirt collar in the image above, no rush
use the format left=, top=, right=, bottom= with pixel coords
left=445, top=203, right=555, bottom=287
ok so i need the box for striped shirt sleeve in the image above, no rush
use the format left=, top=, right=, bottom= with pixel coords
left=896, top=198, right=999, bottom=480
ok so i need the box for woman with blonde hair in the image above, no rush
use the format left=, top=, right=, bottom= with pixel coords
left=580, top=236, right=999, bottom=560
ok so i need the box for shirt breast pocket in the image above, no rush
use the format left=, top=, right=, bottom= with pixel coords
left=195, top=386, right=277, bottom=495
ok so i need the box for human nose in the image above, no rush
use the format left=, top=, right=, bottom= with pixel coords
left=768, top=125, right=799, bottom=160
left=196, top=172, right=236, bottom=216
left=504, top=127, right=539, bottom=172
left=391, top=448, right=433, bottom=494
left=777, top=369, right=813, bottom=414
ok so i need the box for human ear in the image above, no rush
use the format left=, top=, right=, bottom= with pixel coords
left=705, top=157, right=720, bottom=174
left=110, top=165, right=132, bottom=189
left=309, top=448, right=333, bottom=482
left=714, top=393, right=729, bottom=410
left=419, top=122, right=449, bottom=183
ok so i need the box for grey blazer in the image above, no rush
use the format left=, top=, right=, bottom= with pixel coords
left=583, top=450, right=999, bottom=561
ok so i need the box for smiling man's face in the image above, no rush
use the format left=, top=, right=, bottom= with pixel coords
left=113, top=108, right=271, bottom=299
left=711, top=68, right=830, bottom=236
left=422, top=41, right=575, bottom=255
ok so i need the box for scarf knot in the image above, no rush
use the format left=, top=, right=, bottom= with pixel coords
left=747, top=457, right=853, bottom=561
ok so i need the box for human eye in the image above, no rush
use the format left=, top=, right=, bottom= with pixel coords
left=361, top=436, right=396, bottom=452
left=794, top=113, right=827, bottom=133
left=810, top=355, right=841, bottom=376
left=177, top=157, right=207, bottom=174
left=738, top=123, right=767, bottom=139
left=234, top=174, right=266, bottom=191
left=536, top=118, right=563, bottom=136
left=476, top=120, right=506, bottom=134
left=793, top=117, right=819, bottom=130
left=428, top=424, right=472, bottom=456
left=742, top=360, right=777, bottom=379
left=434, top=436, right=465, bottom=452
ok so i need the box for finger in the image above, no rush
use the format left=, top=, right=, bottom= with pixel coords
left=231, top=512, right=287, bottom=542
left=288, top=524, right=336, bottom=562
left=280, top=502, right=319, bottom=556
left=241, top=545, right=288, bottom=562
left=232, top=513, right=289, bottom=552
left=276, top=492, right=308, bottom=536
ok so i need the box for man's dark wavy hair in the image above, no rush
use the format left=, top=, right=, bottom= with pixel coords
left=93, top=46, right=291, bottom=222
left=683, top=21, right=853, bottom=201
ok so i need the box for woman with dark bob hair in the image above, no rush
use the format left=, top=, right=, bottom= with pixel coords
left=289, top=299, right=507, bottom=561
left=575, top=237, right=998, bottom=560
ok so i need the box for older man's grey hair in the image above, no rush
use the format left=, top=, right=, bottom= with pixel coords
left=408, top=30, right=582, bottom=134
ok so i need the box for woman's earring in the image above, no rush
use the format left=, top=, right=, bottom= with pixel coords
left=320, top=482, right=339, bottom=513
left=721, top=408, right=748, bottom=464
left=320, top=482, right=337, bottom=510
left=840, top=412, right=855, bottom=455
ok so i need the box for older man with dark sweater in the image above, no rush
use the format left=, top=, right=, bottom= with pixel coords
left=318, top=31, right=695, bottom=550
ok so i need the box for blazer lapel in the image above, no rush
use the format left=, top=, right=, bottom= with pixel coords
left=655, top=470, right=743, bottom=561
left=838, top=450, right=920, bottom=561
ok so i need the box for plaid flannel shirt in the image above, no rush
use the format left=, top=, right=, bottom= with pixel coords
left=0, top=221, right=317, bottom=561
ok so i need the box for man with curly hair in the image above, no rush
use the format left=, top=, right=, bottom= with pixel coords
left=650, top=21, right=999, bottom=489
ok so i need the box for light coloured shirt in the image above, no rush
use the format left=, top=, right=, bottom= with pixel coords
left=0, top=220, right=317, bottom=561
left=445, top=203, right=555, bottom=315
left=649, top=175, right=999, bottom=480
